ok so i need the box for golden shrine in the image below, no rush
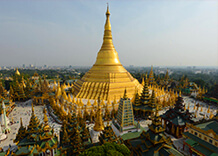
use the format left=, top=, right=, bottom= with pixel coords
left=73, top=6, right=142, bottom=100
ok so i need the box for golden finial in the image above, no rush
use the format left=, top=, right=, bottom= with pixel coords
left=93, top=99, right=98, bottom=106
left=155, top=104, right=159, bottom=117
left=107, top=97, right=111, bottom=105
left=15, top=68, right=20, bottom=76
left=20, top=117, right=23, bottom=126
left=141, top=77, right=145, bottom=86
left=105, top=3, right=111, bottom=30
left=80, top=98, right=84, bottom=107
left=106, top=3, right=110, bottom=16
left=194, top=103, right=196, bottom=110
left=107, top=120, right=110, bottom=127
left=43, top=108, right=50, bottom=132
left=179, top=90, right=182, bottom=97
left=32, top=103, right=34, bottom=113
left=87, top=99, right=91, bottom=107
left=68, top=94, right=72, bottom=102
left=100, top=100, right=105, bottom=107
left=93, top=96, right=104, bottom=131
left=77, top=106, right=82, bottom=118
left=207, top=106, right=210, bottom=114
left=44, top=110, right=48, bottom=123
left=123, top=88, right=128, bottom=99
left=209, top=112, right=214, bottom=119
left=194, top=111, right=197, bottom=118
left=113, top=95, right=117, bottom=105
left=72, top=96, right=76, bottom=103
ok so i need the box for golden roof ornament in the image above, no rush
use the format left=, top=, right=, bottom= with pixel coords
left=100, top=100, right=105, bottom=107
left=56, top=85, right=62, bottom=97
left=107, top=97, right=111, bottom=105
left=93, top=97, right=104, bottom=131
left=43, top=109, right=50, bottom=132
left=200, top=106, right=203, bottom=112
left=141, top=77, right=145, bottom=87
left=113, top=96, right=117, bottom=105
left=32, top=103, right=34, bottom=113
left=179, top=90, right=182, bottom=97
left=72, top=96, right=76, bottom=103
left=79, top=98, right=84, bottom=107
left=93, top=99, right=98, bottom=107
left=209, top=112, right=214, bottom=119
left=207, top=106, right=210, bottom=114
left=77, top=106, right=82, bottom=118
left=87, top=99, right=92, bottom=107
left=68, top=94, right=72, bottom=103
left=15, top=68, right=20, bottom=76
left=123, top=88, right=128, bottom=99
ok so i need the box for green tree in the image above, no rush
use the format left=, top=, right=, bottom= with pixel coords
left=79, top=142, right=130, bottom=156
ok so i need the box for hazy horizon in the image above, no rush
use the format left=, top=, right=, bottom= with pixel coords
left=0, top=0, right=217, bottom=67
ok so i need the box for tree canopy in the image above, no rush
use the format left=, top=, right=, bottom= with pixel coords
left=79, top=142, right=130, bottom=156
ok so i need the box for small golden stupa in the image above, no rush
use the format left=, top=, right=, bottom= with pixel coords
left=73, top=5, right=142, bottom=100
left=15, top=68, right=20, bottom=76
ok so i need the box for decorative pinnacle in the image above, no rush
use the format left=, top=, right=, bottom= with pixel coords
left=107, top=120, right=110, bottom=127
left=44, top=109, right=48, bottom=123
left=32, top=103, right=34, bottom=113
left=104, top=4, right=111, bottom=31
left=106, top=3, right=110, bottom=16
left=123, top=88, right=128, bottom=99
left=179, top=90, right=182, bottom=97
left=20, top=117, right=23, bottom=126
left=155, top=103, right=159, bottom=117
left=97, top=96, right=101, bottom=108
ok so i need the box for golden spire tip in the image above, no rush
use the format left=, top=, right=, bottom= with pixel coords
left=106, top=3, right=110, bottom=15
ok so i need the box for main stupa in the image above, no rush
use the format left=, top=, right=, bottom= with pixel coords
left=73, top=5, right=142, bottom=100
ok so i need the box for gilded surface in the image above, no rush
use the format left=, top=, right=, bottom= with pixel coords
left=74, top=6, right=142, bottom=100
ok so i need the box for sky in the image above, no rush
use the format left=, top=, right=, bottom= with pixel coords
left=0, top=0, right=217, bottom=67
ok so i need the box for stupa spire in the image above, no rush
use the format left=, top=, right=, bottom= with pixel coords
left=73, top=5, right=142, bottom=100
left=123, top=88, right=128, bottom=99
left=43, top=108, right=50, bottom=132
left=94, top=4, right=121, bottom=65
left=93, top=97, right=104, bottom=131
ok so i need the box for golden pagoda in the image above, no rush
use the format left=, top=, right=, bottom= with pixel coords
left=93, top=97, right=104, bottom=131
left=73, top=5, right=142, bottom=100
left=15, top=68, right=20, bottom=76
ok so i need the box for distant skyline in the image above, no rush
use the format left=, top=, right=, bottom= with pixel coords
left=0, top=0, right=217, bottom=66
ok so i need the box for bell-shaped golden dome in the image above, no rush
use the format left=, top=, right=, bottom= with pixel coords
left=73, top=5, right=142, bottom=100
